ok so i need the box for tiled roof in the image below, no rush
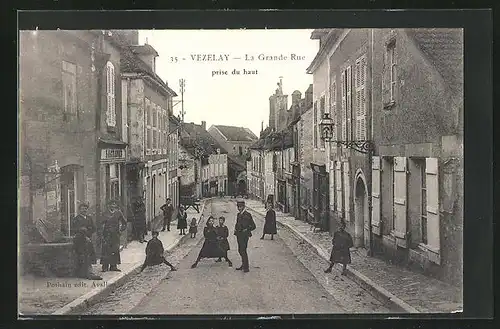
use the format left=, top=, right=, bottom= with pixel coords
left=213, top=125, right=258, bottom=142
left=180, top=122, right=227, bottom=156
left=407, top=28, right=463, bottom=97
left=129, top=44, right=159, bottom=56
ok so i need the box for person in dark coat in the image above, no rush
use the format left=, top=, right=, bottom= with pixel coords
left=132, top=197, right=146, bottom=243
left=324, top=219, right=354, bottom=275
left=234, top=200, right=256, bottom=273
left=177, top=206, right=188, bottom=235
left=191, top=217, right=230, bottom=268
left=71, top=202, right=97, bottom=264
left=160, top=198, right=174, bottom=232
left=215, top=216, right=232, bottom=265
left=189, top=217, right=198, bottom=238
left=260, top=202, right=277, bottom=240
left=100, top=200, right=127, bottom=272
left=140, top=231, right=177, bottom=272
left=73, top=227, right=102, bottom=280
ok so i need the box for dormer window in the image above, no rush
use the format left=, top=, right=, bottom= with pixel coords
left=105, top=61, right=116, bottom=127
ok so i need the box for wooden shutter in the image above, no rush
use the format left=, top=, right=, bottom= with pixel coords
left=382, top=48, right=391, bottom=106
left=346, top=66, right=352, bottom=141
left=354, top=60, right=360, bottom=140
left=371, top=156, right=381, bottom=235
left=313, top=101, right=318, bottom=148
left=335, top=161, right=343, bottom=213
left=393, top=156, right=408, bottom=247
left=341, top=71, right=346, bottom=141
left=329, top=161, right=335, bottom=208
left=425, top=157, right=441, bottom=264
left=343, top=161, right=351, bottom=222
left=332, top=81, right=337, bottom=140
left=356, top=56, right=367, bottom=140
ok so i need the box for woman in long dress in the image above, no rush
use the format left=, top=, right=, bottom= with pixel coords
left=100, top=200, right=127, bottom=272
left=191, top=216, right=229, bottom=268
left=324, top=219, right=354, bottom=275
left=260, top=202, right=277, bottom=240
left=177, top=206, right=188, bottom=235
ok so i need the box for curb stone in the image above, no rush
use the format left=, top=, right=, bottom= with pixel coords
left=52, top=199, right=210, bottom=315
left=239, top=201, right=420, bottom=314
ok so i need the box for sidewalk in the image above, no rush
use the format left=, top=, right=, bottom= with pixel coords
left=242, top=199, right=463, bottom=313
left=18, top=201, right=208, bottom=316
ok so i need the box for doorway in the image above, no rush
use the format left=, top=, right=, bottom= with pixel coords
left=354, top=176, right=369, bottom=248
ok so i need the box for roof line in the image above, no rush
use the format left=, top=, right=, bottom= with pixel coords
left=306, top=29, right=350, bottom=74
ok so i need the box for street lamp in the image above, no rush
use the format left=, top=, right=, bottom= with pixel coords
left=319, top=112, right=374, bottom=154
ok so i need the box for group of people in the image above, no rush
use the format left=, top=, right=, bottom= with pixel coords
left=71, top=197, right=355, bottom=280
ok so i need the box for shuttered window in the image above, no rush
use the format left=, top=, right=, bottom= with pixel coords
left=105, top=61, right=116, bottom=127
left=319, top=95, right=326, bottom=148
left=425, top=157, right=440, bottom=264
left=355, top=55, right=367, bottom=140
left=313, top=101, right=318, bottom=148
left=341, top=71, right=346, bottom=142
left=62, top=61, right=77, bottom=115
left=343, top=161, right=350, bottom=222
left=346, top=66, right=352, bottom=141
left=329, top=161, right=335, bottom=209
left=330, top=79, right=337, bottom=141
left=335, top=161, right=343, bottom=214
left=393, top=156, right=408, bottom=248
left=371, top=156, right=381, bottom=235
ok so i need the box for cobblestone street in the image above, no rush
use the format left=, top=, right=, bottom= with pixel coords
left=82, top=198, right=389, bottom=314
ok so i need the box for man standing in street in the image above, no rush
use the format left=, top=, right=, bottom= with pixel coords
left=160, top=198, right=174, bottom=232
left=234, top=200, right=256, bottom=273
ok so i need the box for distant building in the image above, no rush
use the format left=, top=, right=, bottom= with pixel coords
left=207, top=124, right=258, bottom=158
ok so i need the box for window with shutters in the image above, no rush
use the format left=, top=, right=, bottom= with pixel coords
left=319, top=95, right=326, bottom=149
left=383, top=39, right=397, bottom=108
left=335, top=161, right=343, bottom=215
left=62, top=61, right=77, bottom=116
left=424, top=157, right=440, bottom=264
left=355, top=55, right=367, bottom=140
left=416, top=159, right=428, bottom=244
left=313, top=101, right=318, bottom=148
left=105, top=61, right=116, bottom=127
left=346, top=66, right=352, bottom=141
left=343, top=161, right=351, bottom=222
left=340, top=71, right=346, bottom=142
left=146, top=98, right=152, bottom=154
left=329, top=78, right=337, bottom=141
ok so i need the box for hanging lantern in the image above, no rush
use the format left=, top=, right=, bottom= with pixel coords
left=319, top=112, right=334, bottom=141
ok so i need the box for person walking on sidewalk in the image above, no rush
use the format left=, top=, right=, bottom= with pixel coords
left=140, top=231, right=177, bottom=272
left=234, top=200, right=256, bottom=273
left=191, top=216, right=230, bottom=268
left=71, top=202, right=97, bottom=264
left=160, top=198, right=174, bottom=232
left=100, top=200, right=127, bottom=272
left=189, top=217, right=198, bottom=238
left=260, top=201, right=277, bottom=240
left=73, top=227, right=102, bottom=280
left=215, top=216, right=232, bottom=265
left=132, top=197, right=147, bottom=243
left=324, top=219, right=354, bottom=276
left=177, top=205, right=188, bottom=235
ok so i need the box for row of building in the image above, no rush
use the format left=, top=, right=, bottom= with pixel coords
left=19, top=28, right=257, bottom=254
left=247, top=28, right=463, bottom=287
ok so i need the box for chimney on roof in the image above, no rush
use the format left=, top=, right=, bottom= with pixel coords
left=261, top=121, right=264, bottom=133
left=201, top=121, right=206, bottom=130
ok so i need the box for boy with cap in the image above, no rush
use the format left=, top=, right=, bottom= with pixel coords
left=140, top=230, right=177, bottom=272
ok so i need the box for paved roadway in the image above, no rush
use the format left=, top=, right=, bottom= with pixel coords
left=130, top=198, right=388, bottom=315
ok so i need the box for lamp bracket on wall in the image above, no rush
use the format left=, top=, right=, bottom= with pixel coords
left=324, top=139, right=375, bottom=155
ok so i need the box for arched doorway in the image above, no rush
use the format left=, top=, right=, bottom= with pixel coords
left=354, top=175, right=369, bottom=248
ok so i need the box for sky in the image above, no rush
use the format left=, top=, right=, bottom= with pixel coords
left=138, top=29, right=319, bottom=137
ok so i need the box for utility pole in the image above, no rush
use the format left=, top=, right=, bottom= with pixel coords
left=179, top=78, right=186, bottom=123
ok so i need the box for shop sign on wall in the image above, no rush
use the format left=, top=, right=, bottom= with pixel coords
left=101, top=148, right=125, bottom=161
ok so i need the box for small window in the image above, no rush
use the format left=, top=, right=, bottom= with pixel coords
left=388, top=43, right=397, bottom=102
left=62, top=61, right=77, bottom=116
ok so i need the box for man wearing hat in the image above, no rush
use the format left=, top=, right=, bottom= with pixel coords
left=234, top=200, right=256, bottom=273
left=100, top=200, right=127, bottom=272
left=71, top=202, right=96, bottom=264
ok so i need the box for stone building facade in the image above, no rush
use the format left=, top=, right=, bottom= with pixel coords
left=307, top=28, right=463, bottom=287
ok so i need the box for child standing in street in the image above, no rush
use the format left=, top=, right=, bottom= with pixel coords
left=140, top=231, right=177, bottom=272
left=189, top=217, right=198, bottom=238
left=324, top=219, right=354, bottom=276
